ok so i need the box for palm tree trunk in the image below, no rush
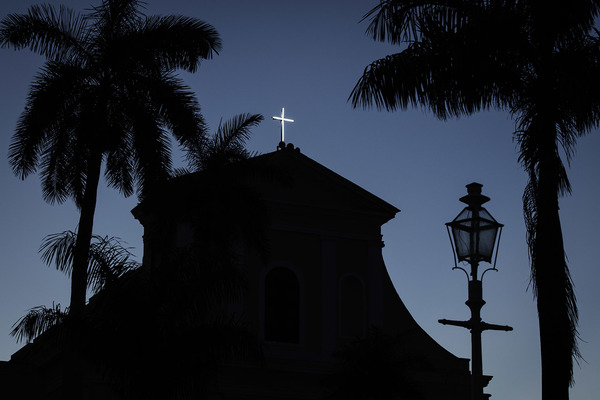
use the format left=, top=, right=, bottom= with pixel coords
left=534, top=137, right=574, bottom=400
left=70, top=151, right=102, bottom=314
left=64, top=150, right=102, bottom=400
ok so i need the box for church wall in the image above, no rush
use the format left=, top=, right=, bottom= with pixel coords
left=127, top=149, right=471, bottom=399
left=336, top=237, right=368, bottom=340
left=240, top=206, right=390, bottom=365
left=246, top=203, right=392, bottom=364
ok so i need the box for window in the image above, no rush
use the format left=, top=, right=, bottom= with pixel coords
left=265, top=267, right=300, bottom=343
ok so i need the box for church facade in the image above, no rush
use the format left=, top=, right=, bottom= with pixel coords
left=132, top=143, right=471, bottom=399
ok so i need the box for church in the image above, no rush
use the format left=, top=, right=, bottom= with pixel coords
left=130, top=137, right=471, bottom=399
left=0, top=135, right=471, bottom=399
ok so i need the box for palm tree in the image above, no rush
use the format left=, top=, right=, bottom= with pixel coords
left=8, top=232, right=139, bottom=399
left=8, top=116, right=267, bottom=398
left=0, top=0, right=221, bottom=317
left=350, top=1, right=600, bottom=399
left=10, top=303, right=68, bottom=344
left=9, top=228, right=262, bottom=399
left=184, top=113, right=263, bottom=172
left=178, top=112, right=271, bottom=261
left=39, top=230, right=140, bottom=296
left=10, top=231, right=139, bottom=343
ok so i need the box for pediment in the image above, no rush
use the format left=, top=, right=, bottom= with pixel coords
left=132, top=145, right=399, bottom=232
left=246, top=146, right=399, bottom=226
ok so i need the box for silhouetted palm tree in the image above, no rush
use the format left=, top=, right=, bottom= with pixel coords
left=8, top=115, right=267, bottom=398
left=8, top=233, right=138, bottom=399
left=184, top=113, right=263, bottom=172
left=10, top=231, right=139, bottom=343
left=350, top=1, right=600, bottom=399
left=10, top=303, right=68, bottom=344
left=176, top=112, right=271, bottom=261
left=0, top=0, right=221, bottom=317
left=10, top=228, right=261, bottom=399
left=39, top=230, right=140, bottom=296
left=9, top=225, right=261, bottom=398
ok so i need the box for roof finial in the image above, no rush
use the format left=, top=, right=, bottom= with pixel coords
left=272, top=107, right=294, bottom=148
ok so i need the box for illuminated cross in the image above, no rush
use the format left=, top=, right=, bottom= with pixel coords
left=272, top=107, right=294, bottom=143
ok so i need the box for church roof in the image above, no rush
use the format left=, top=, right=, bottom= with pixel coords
left=133, top=143, right=399, bottom=226
left=248, top=143, right=399, bottom=223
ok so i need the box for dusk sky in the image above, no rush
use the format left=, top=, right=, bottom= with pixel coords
left=1, top=1, right=599, bottom=399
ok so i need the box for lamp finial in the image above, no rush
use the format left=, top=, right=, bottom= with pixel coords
left=460, top=182, right=490, bottom=207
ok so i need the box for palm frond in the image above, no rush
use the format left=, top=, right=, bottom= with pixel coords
left=104, top=135, right=135, bottom=198
left=40, top=230, right=78, bottom=275
left=39, top=230, right=139, bottom=294
left=350, top=44, right=512, bottom=118
left=171, top=167, right=192, bottom=177
left=190, top=113, right=263, bottom=170
left=39, top=128, right=88, bottom=205
left=88, top=235, right=140, bottom=294
left=8, top=61, right=86, bottom=181
left=0, top=4, right=88, bottom=62
left=522, top=175, right=537, bottom=282
left=131, top=122, right=173, bottom=199
left=88, top=0, right=143, bottom=42
left=552, top=32, right=600, bottom=138
left=137, top=72, right=206, bottom=145
left=10, top=303, right=68, bottom=343
left=353, top=3, right=526, bottom=117
left=363, top=0, right=480, bottom=44
left=136, top=15, right=222, bottom=72
left=215, top=113, right=263, bottom=148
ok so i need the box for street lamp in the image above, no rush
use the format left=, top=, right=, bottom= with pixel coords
left=439, top=183, right=513, bottom=400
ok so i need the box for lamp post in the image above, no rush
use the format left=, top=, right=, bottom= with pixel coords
left=439, top=183, right=513, bottom=400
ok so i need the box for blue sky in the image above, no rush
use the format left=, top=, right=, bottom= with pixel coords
left=1, top=1, right=599, bottom=399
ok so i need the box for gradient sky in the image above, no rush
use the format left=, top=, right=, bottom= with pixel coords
left=1, top=1, right=599, bottom=399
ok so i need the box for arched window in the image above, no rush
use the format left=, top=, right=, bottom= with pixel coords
left=340, top=275, right=365, bottom=337
left=265, top=267, right=300, bottom=343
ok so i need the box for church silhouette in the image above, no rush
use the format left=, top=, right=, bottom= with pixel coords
left=1, top=142, right=470, bottom=399
left=132, top=142, right=471, bottom=399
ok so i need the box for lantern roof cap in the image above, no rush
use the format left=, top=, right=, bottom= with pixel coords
left=459, top=182, right=490, bottom=207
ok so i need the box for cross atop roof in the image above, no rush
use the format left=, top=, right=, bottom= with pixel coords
left=272, top=107, right=294, bottom=145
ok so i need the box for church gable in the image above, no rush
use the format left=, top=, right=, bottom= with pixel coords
left=242, top=145, right=399, bottom=241
left=249, top=145, right=398, bottom=222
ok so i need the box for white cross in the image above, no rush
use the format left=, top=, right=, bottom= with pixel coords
left=272, top=107, right=294, bottom=143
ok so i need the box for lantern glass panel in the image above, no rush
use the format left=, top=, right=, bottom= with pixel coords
left=477, top=208, right=499, bottom=262
left=449, top=208, right=473, bottom=261
left=449, top=207, right=500, bottom=263
left=452, top=226, right=472, bottom=261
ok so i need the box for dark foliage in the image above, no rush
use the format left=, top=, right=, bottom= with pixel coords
left=0, top=0, right=221, bottom=317
left=351, top=2, right=600, bottom=397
